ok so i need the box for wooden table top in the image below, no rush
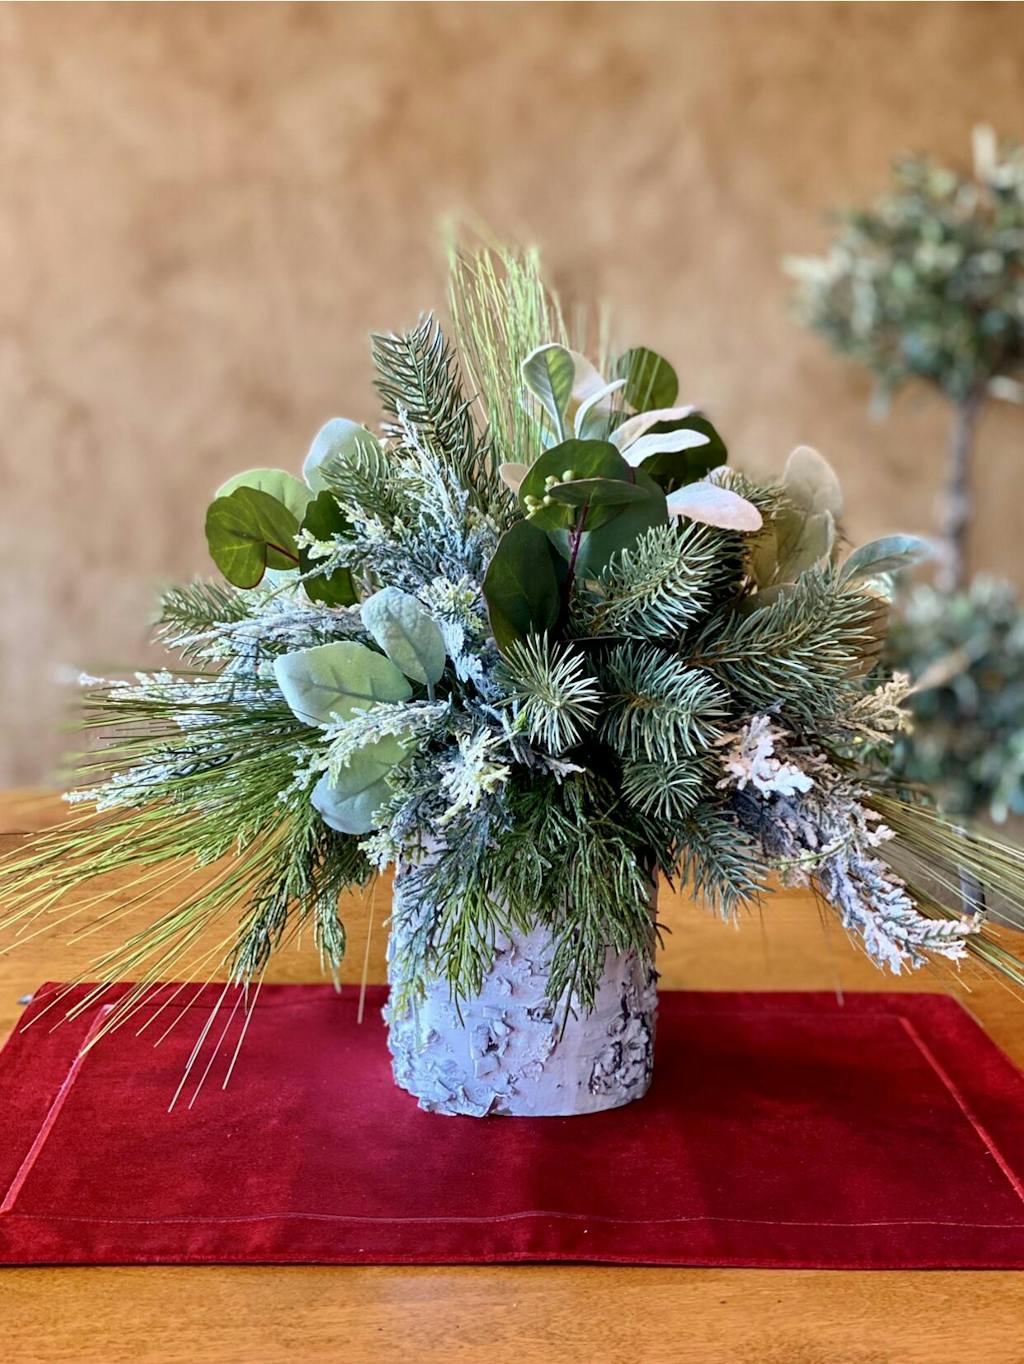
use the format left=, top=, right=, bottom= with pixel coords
left=3, top=791, right=1024, bottom=1364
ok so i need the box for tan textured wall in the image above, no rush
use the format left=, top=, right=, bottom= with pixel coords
left=2, top=2, right=1023, bottom=785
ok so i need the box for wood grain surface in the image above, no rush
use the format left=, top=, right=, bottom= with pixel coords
left=2, top=792, right=1024, bottom=1364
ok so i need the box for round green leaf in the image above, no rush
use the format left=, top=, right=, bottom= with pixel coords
left=205, top=487, right=300, bottom=589
left=215, top=468, right=313, bottom=523
left=303, top=419, right=384, bottom=493
left=613, top=347, right=679, bottom=410
left=545, top=477, right=650, bottom=510
left=312, top=735, right=407, bottom=834
left=550, top=470, right=668, bottom=580
left=273, top=641, right=411, bottom=728
left=299, top=492, right=357, bottom=606
left=361, top=587, right=446, bottom=685
left=519, top=440, right=631, bottom=504
left=483, top=519, right=561, bottom=653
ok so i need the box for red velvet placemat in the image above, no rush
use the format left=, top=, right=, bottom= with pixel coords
left=1, top=983, right=1023, bottom=1268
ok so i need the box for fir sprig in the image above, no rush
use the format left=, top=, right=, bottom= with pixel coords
left=600, top=643, right=729, bottom=763
left=499, top=634, right=601, bottom=754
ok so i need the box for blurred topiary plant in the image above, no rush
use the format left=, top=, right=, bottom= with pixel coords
left=786, top=127, right=1024, bottom=590
left=886, top=577, right=1024, bottom=825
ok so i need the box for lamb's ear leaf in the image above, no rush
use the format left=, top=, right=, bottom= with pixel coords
left=623, top=413, right=728, bottom=492
left=521, top=344, right=576, bottom=438
left=312, top=735, right=408, bottom=834
left=299, top=492, right=357, bottom=607
left=574, top=378, right=627, bottom=439
left=273, top=641, right=411, bottom=728
left=205, top=487, right=300, bottom=588
left=622, top=428, right=710, bottom=469
left=783, top=445, right=843, bottom=517
left=499, top=462, right=530, bottom=494
left=665, top=481, right=763, bottom=532
left=773, top=508, right=835, bottom=583
left=613, top=347, right=679, bottom=410
left=303, top=419, right=383, bottom=493
left=215, top=468, right=313, bottom=522
left=361, top=587, right=446, bottom=685
left=840, top=535, right=931, bottom=584
left=483, top=519, right=561, bottom=653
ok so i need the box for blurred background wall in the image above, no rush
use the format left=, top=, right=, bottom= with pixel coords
left=1, top=1, right=1022, bottom=786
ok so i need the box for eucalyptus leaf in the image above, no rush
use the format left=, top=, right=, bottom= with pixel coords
left=482, top=519, right=561, bottom=653
left=552, top=470, right=668, bottom=579
left=215, top=468, right=313, bottom=522
left=546, top=477, right=650, bottom=509
left=613, top=347, right=679, bottom=410
left=299, top=492, right=357, bottom=606
left=205, top=487, right=300, bottom=589
left=303, top=418, right=384, bottom=493
left=518, top=439, right=632, bottom=506
left=519, top=439, right=635, bottom=532
left=361, top=587, right=446, bottom=685
left=273, top=641, right=411, bottom=728
left=840, top=535, right=931, bottom=583
left=312, top=735, right=408, bottom=834
left=521, top=344, right=576, bottom=441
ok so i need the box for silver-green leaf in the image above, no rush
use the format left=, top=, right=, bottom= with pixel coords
left=521, top=344, right=575, bottom=441
left=311, top=735, right=407, bottom=834
left=360, top=587, right=446, bottom=686
left=303, top=418, right=384, bottom=493
left=273, top=641, right=411, bottom=728
left=840, top=535, right=932, bottom=583
left=783, top=445, right=844, bottom=517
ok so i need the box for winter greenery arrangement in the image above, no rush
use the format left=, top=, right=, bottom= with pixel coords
left=787, top=129, right=1024, bottom=828
left=6, top=243, right=1024, bottom=1116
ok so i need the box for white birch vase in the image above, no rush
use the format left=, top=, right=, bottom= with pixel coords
left=383, top=860, right=658, bottom=1118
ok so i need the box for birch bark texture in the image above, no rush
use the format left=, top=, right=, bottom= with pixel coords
left=383, top=861, right=658, bottom=1117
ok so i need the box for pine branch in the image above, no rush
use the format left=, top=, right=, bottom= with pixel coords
left=675, top=805, right=768, bottom=919
left=584, top=523, right=727, bottom=641
left=692, top=570, right=881, bottom=723
left=621, top=757, right=713, bottom=822
left=499, top=634, right=601, bottom=754
left=600, top=643, right=729, bottom=763
left=371, top=315, right=499, bottom=509
left=157, top=580, right=253, bottom=658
